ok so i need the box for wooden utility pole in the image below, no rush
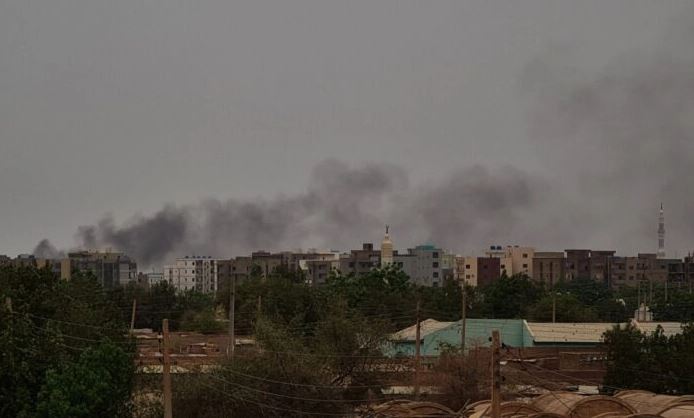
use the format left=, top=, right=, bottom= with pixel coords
left=414, top=299, right=421, bottom=401
left=490, top=330, right=501, bottom=418
left=162, top=319, right=173, bottom=418
left=129, top=299, right=137, bottom=335
left=228, top=276, right=236, bottom=359
left=461, top=280, right=467, bottom=353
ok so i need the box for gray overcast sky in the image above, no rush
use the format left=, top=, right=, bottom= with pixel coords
left=2, top=1, right=693, bottom=262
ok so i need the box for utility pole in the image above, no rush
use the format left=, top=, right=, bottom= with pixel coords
left=162, top=319, right=173, bottom=418
left=228, top=276, right=236, bottom=359
left=129, top=299, right=137, bottom=335
left=414, top=298, right=421, bottom=401
left=490, top=330, right=501, bottom=418
left=552, top=291, right=557, bottom=324
left=461, top=280, right=467, bottom=353
left=649, top=279, right=654, bottom=306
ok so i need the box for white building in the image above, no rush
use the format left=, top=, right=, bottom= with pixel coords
left=164, top=256, right=218, bottom=293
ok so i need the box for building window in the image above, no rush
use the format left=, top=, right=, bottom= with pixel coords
left=432, top=252, right=439, bottom=259
left=432, top=262, right=439, bottom=268
left=466, top=274, right=471, bottom=279
left=522, top=264, right=528, bottom=268
left=433, top=272, right=439, bottom=278
left=465, top=265, right=470, bottom=269
left=523, top=254, right=528, bottom=258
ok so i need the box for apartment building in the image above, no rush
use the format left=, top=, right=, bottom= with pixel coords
left=65, top=250, right=137, bottom=288
left=164, top=256, right=217, bottom=293
left=339, top=243, right=381, bottom=276
left=393, top=244, right=444, bottom=287
left=532, top=252, right=565, bottom=287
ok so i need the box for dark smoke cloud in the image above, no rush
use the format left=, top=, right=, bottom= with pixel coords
left=33, top=239, right=65, bottom=259
left=36, top=17, right=694, bottom=265
left=52, top=159, right=543, bottom=267
left=524, top=23, right=694, bottom=255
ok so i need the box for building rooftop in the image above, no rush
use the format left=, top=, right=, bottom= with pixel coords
left=390, top=319, right=454, bottom=342
left=525, top=322, right=621, bottom=344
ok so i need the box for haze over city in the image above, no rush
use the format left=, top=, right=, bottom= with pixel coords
left=2, top=1, right=694, bottom=265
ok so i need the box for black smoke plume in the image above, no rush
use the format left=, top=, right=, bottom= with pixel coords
left=58, top=160, right=543, bottom=267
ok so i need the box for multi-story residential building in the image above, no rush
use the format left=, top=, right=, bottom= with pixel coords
left=477, top=257, right=501, bottom=287
left=483, top=245, right=534, bottom=278
left=564, top=249, right=592, bottom=281
left=393, top=244, right=444, bottom=287
left=66, top=250, right=137, bottom=288
left=610, top=253, right=671, bottom=288
left=164, top=256, right=217, bottom=293
left=460, top=256, right=479, bottom=287
left=216, top=256, right=254, bottom=289
left=458, top=255, right=502, bottom=287
left=137, top=271, right=163, bottom=288
left=589, top=250, right=616, bottom=284
left=339, top=243, right=381, bottom=276
left=485, top=246, right=512, bottom=277
left=302, top=254, right=341, bottom=286
left=505, top=246, right=535, bottom=277
left=532, top=252, right=565, bottom=287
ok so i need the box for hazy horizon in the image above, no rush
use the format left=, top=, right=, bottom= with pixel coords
left=2, top=1, right=694, bottom=265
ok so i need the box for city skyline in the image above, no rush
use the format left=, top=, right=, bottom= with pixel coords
left=3, top=1, right=694, bottom=265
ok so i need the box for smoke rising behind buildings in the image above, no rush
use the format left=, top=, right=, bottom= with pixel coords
left=33, top=17, right=694, bottom=267
left=3, top=2, right=692, bottom=264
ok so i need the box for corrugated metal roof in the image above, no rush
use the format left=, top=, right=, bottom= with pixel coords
left=526, top=322, right=620, bottom=343
left=631, top=320, right=684, bottom=337
left=390, top=319, right=454, bottom=342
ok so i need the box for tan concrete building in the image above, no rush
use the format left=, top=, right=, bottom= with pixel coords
left=505, top=246, right=534, bottom=277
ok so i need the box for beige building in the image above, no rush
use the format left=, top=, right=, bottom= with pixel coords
left=483, top=245, right=534, bottom=277
left=505, top=246, right=534, bottom=277
left=164, top=256, right=217, bottom=293
left=460, top=256, right=478, bottom=287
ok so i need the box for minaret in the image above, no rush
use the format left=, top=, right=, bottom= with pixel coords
left=381, top=225, right=394, bottom=267
left=657, top=203, right=666, bottom=259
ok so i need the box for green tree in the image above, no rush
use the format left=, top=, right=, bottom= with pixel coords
left=0, top=265, right=133, bottom=417
left=477, top=274, right=545, bottom=318
left=527, top=293, right=599, bottom=322
left=603, top=323, right=694, bottom=394
left=35, top=341, right=134, bottom=418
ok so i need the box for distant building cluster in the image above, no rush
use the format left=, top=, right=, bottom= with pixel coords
left=3, top=206, right=693, bottom=294
left=160, top=224, right=694, bottom=294
left=0, top=250, right=137, bottom=288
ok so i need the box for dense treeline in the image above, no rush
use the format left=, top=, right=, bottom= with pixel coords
left=604, top=323, right=694, bottom=394
left=3, top=263, right=694, bottom=417
left=0, top=266, right=134, bottom=418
